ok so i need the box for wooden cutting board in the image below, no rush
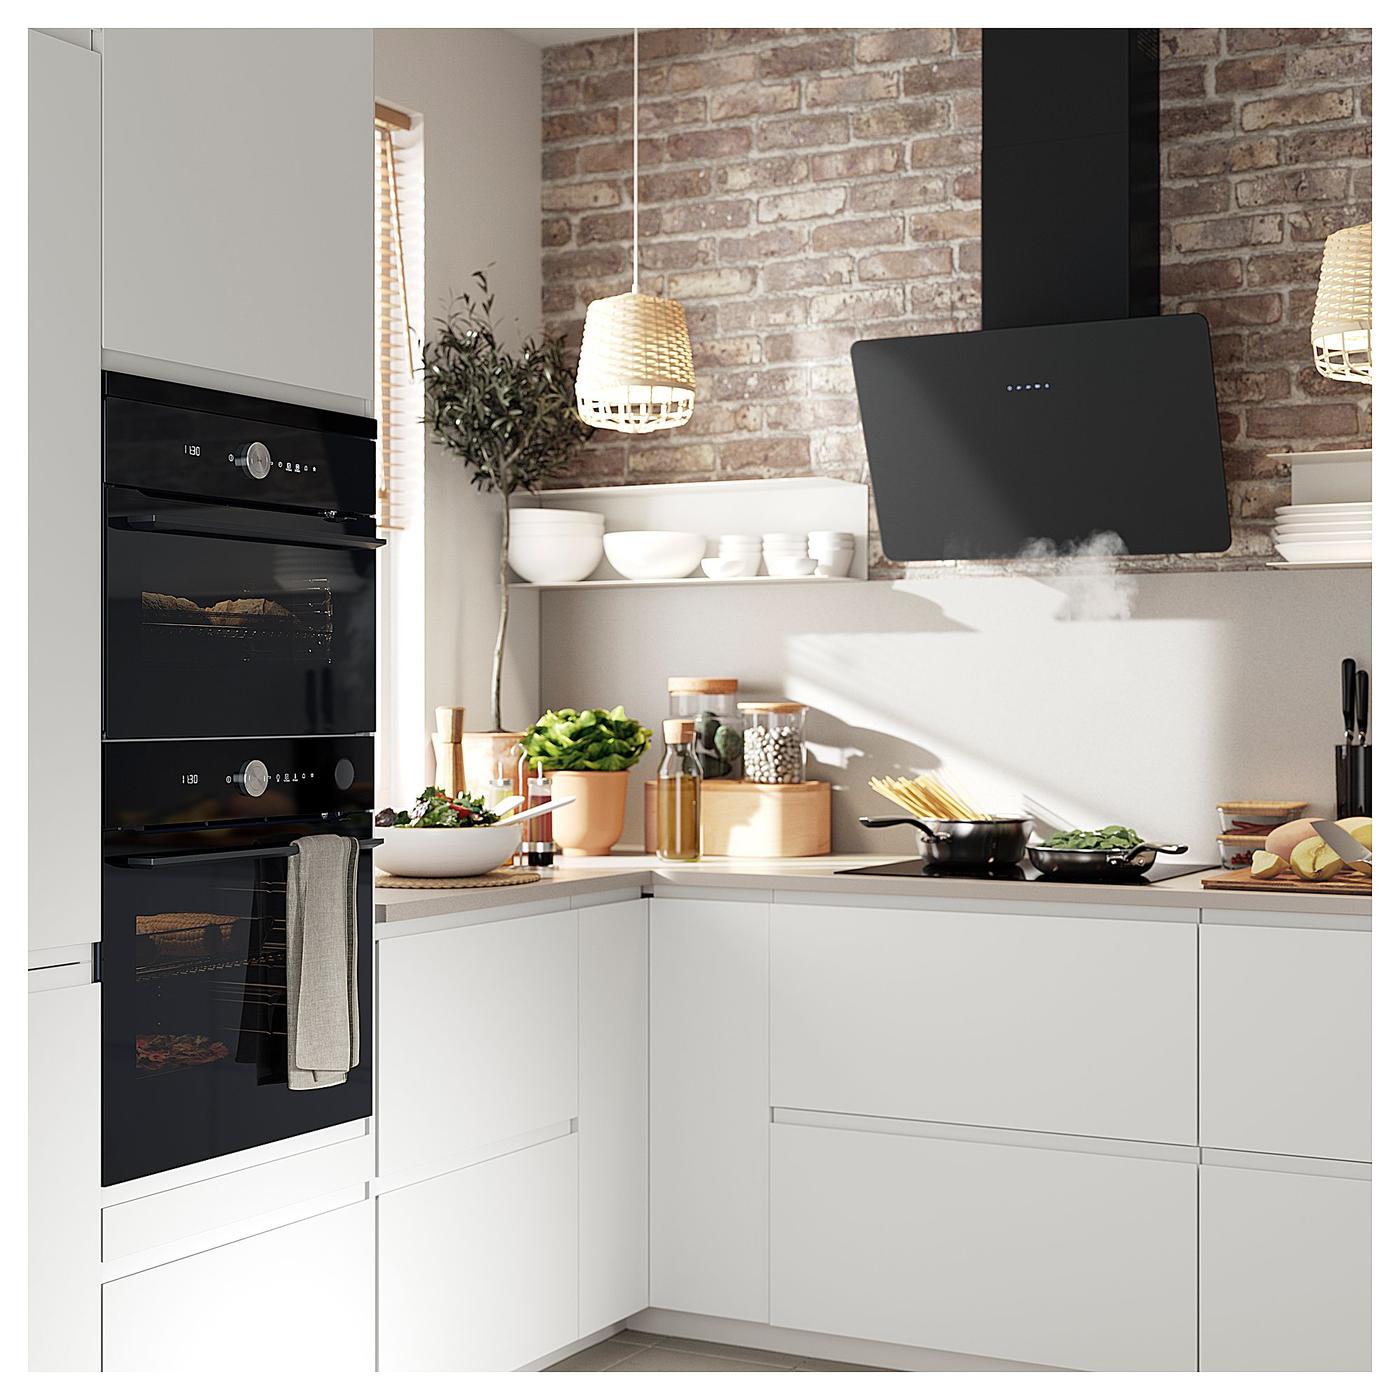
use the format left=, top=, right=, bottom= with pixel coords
left=1200, top=867, right=1372, bottom=896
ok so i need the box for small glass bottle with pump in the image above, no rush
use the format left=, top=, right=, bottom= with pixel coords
left=523, top=761, right=555, bottom=868
left=656, top=719, right=702, bottom=862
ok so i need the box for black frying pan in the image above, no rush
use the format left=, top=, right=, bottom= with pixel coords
left=1025, top=841, right=1188, bottom=878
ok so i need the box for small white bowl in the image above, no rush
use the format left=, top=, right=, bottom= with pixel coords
left=374, top=823, right=522, bottom=878
left=765, top=554, right=818, bottom=578
left=718, top=533, right=762, bottom=547
left=509, top=508, right=605, bottom=535
left=1275, top=539, right=1373, bottom=563
left=603, top=530, right=707, bottom=580
left=814, top=553, right=854, bottom=578
left=701, top=556, right=748, bottom=580
left=508, top=532, right=604, bottom=584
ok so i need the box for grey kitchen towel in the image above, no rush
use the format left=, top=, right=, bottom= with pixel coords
left=285, top=833, right=360, bottom=1091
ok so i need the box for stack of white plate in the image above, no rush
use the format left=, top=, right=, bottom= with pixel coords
left=508, top=509, right=605, bottom=583
left=1272, top=501, right=1371, bottom=564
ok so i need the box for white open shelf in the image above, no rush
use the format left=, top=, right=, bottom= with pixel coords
left=1265, top=448, right=1371, bottom=569
left=511, top=475, right=869, bottom=590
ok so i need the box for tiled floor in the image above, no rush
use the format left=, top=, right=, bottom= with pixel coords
left=546, top=1330, right=889, bottom=1372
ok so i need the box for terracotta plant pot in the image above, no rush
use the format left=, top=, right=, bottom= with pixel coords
left=458, top=730, right=524, bottom=800
left=549, top=770, right=632, bottom=856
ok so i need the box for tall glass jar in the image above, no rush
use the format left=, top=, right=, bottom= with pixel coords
left=739, top=701, right=808, bottom=784
left=656, top=719, right=702, bottom=861
left=667, top=677, right=741, bottom=780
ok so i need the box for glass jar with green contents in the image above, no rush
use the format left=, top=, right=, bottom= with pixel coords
left=656, top=718, right=702, bottom=861
left=667, top=677, right=741, bottom=779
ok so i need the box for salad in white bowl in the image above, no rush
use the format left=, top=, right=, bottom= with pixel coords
left=373, top=787, right=521, bottom=877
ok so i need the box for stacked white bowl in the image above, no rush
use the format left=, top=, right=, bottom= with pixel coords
left=762, top=532, right=816, bottom=578
left=703, top=533, right=762, bottom=579
left=1271, top=501, right=1371, bottom=564
left=508, top=508, right=605, bottom=583
left=808, top=531, right=856, bottom=577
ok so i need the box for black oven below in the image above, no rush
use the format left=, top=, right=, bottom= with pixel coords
left=102, top=738, right=375, bottom=1187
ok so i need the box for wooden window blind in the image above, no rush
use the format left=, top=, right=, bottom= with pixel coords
left=374, top=103, right=423, bottom=530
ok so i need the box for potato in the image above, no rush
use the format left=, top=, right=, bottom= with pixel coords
left=1250, top=850, right=1288, bottom=880
left=1290, top=835, right=1344, bottom=882
left=1264, top=818, right=1323, bottom=859
left=1338, top=815, right=1373, bottom=850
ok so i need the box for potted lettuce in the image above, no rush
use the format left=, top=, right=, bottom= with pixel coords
left=520, top=707, right=651, bottom=855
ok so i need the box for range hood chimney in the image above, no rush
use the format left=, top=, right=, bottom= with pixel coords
left=982, top=28, right=1160, bottom=329
left=851, top=28, right=1230, bottom=563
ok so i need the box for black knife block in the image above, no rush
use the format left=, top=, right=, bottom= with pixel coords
left=1335, top=744, right=1372, bottom=819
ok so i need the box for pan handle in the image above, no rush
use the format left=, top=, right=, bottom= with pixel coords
left=859, top=816, right=951, bottom=842
left=1106, top=841, right=1189, bottom=865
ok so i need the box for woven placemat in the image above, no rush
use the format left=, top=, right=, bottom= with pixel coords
left=374, top=867, right=542, bottom=890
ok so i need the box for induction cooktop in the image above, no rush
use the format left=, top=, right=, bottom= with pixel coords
left=839, top=859, right=1216, bottom=885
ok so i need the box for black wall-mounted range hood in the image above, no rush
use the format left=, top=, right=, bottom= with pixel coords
left=853, top=28, right=1231, bottom=563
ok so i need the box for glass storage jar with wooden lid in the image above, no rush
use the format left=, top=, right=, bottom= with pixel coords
left=738, top=701, right=807, bottom=784
left=667, top=676, right=741, bottom=779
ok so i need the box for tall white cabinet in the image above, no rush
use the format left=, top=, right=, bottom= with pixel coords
left=99, top=28, right=373, bottom=404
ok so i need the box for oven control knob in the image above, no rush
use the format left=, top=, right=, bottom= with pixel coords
left=236, top=442, right=272, bottom=480
left=235, top=759, right=270, bottom=799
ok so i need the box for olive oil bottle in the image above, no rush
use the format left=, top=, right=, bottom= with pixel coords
left=656, top=719, right=702, bottom=862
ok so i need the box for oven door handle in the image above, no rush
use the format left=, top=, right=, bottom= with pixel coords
left=113, top=512, right=386, bottom=551
left=117, top=837, right=383, bottom=868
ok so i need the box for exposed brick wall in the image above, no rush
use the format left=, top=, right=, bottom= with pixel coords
left=539, top=28, right=1371, bottom=572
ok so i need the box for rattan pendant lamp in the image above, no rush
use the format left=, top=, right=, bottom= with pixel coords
left=575, top=28, right=696, bottom=432
left=1312, top=222, right=1372, bottom=382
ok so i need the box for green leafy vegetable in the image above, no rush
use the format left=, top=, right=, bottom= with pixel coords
left=520, top=706, right=652, bottom=773
left=1042, top=825, right=1142, bottom=850
left=375, top=787, right=501, bottom=829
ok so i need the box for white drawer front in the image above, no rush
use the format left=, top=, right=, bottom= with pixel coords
left=378, top=1131, right=579, bottom=1372
left=103, top=1201, right=374, bottom=1372
left=772, top=903, right=1196, bottom=1144
left=1200, top=1164, right=1370, bottom=1371
left=102, top=1133, right=372, bottom=1262
left=378, top=910, right=578, bottom=1181
left=1200, top=924, right=1370, bottom=1161
left=771, top=1122, right=1197, bottom=1372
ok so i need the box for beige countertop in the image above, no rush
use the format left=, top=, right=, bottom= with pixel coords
left=375, top=854, right=1372, bottom=926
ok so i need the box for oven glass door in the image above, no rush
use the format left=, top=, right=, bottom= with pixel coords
left=102, top=828, right=373, bottom=1186
left=104, top=493, right=377, bottom=740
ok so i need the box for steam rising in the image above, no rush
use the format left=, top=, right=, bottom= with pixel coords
left=1016, top=530, right=1139, bottom=621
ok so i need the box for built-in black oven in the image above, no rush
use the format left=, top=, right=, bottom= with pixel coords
left=103, top=373, right=381, bottom=740
left=102, top=737, right=376, bottom=1186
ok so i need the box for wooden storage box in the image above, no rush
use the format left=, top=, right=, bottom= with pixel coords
left=644, top=780, right=831, bottom=859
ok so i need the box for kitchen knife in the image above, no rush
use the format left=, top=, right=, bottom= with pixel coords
left=1342, top=657, right=1357, bottom=744
left=1311, top=819, right=1372, bottom=872
left=1356, top=669, right=1370, bottom=746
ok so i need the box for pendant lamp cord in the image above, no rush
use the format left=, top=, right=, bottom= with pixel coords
left=632, top=26, right=640, bottom=294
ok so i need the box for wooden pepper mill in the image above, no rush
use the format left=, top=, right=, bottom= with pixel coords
left=431, top=705, right=467, bottom=797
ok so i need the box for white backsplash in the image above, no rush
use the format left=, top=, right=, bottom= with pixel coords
left=539, top=567, right=1371, bottom=857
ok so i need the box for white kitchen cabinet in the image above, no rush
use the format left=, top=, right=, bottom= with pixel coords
left=29, top=30, right=101, bottom=960
left=1200, top=922, right=1370, bottom=1162
left=378, top=1132, right=578, bottom=1372
left=28, top=977, right=100, bottom=1371
left=578, top=900, right=649, bottom=1335
left=99, top=28, right=372, bottom=404
left=771, top=1121, right=1197, bottom=1372
left=103, top=1200, right=374, bottom=1371
left=377, top=909, right=577, bottom=1182
left=1200, top=1163, right=1370, bottom=1371
left=771, top=902, right=1196, bottom=1144
left=649, top=897, right=769, bottom=1322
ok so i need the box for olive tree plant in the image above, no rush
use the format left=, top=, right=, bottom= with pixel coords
left=421, top=271, right=592, bottom=730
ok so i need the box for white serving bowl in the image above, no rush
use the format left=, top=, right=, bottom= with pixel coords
left=1275, top=502, right=1371, bottom=515
left=701, top=556, right=748, bottom=580
left=603, top=530, right=707, bottom=580
left=508, top=532, right=604, bottom=584
left=765, top=554, right=818, bottom=578
left=1272, top=526, right=1371, bottom=540
left=1272, top=515, right=1372, bottom=530
left=509, top=508, right=605, bottom=535
left=1275, top=539, right=1373, bottom=563
left=374, top=823, right=521, bottom=878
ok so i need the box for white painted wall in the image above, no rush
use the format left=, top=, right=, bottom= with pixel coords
left=540, top=569, right=1372, bottom=856
left=373, top=29, right=542, bottom=760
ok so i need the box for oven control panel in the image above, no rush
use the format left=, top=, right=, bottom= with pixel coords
left=104, top=736, right=374, bottom=831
